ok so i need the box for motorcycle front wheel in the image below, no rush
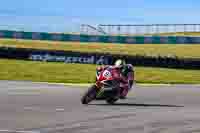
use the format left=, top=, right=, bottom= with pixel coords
left=81, top=85, right=99, bottom=104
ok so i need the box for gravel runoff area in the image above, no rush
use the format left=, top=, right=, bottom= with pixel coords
left=0, top=80, right=200, bottom=133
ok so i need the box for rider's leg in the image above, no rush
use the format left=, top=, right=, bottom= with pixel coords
left=120, top=80, right=134, bottom=99
left=120, top=86, right=129, bottom=99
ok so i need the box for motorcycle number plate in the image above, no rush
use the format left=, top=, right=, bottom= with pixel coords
left=103, top=70, right=111, bottom=78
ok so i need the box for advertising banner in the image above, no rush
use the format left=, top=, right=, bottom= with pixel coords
left=125, top=37, right=136, bottom=44
left=144, top=37, right=153, bottom=44
left=0, top=30, right=200, bottom=44
left=167, top=36, right=177, bottom=44
left=29, top=53, right=110, bottom=65
left=0, top=47, right=200, bottom=69
left=88, top=36, right=100, bottom=42
left=0, top=31, right=4, bottom=38
left=135, top=36, right=145, bottom=44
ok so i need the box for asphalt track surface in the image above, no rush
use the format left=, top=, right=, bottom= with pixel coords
left=0, top=81, right=200, bottom=133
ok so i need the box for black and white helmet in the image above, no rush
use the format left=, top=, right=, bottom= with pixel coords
left=114, top=59, right=126, bottom=67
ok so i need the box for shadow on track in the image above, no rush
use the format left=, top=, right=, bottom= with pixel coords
left=89, top=103, right=184, bottom=107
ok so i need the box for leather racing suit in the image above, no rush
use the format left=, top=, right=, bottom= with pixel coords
left=96, top=64, right=134, bottom=98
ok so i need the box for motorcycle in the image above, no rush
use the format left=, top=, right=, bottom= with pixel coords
left=81, top=66, right=124, bottom=105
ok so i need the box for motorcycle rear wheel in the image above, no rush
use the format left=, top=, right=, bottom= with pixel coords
left=106, top=98, right=118, bottom=104
left=81, top=85, right=99, bottom=104
left=105, top=88, right=119, bottom=104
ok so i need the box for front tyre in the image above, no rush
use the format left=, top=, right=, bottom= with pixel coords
left=81, top=85, right=99, bottom=104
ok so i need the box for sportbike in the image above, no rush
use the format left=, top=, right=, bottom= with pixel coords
left=81, top=66, right=125, bottom=104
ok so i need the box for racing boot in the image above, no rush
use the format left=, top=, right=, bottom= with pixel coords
left=119, top=87, right=129, bottom=99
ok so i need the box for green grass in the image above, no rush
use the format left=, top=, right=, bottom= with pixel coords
left=149, top=32, right=200, bottom=36
left=90, top=32, right=200, bottom=36
left=0, top=59, right=200, bottom=84
left=0, top=39, right=200, bottom=59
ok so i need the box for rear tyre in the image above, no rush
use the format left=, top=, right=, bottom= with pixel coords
left=81, top=85, right=99, bottom=104
left=106, top=98, right=118, bottom=104
left=105, top=88, right=119, bottom=104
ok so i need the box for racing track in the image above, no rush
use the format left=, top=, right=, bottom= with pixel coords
left=0, top=80, right=200, bottom=133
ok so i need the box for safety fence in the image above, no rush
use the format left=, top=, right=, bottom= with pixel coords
left=1, top=30, right=200, bottom=44
left=0, top=47, right=200, bottom=69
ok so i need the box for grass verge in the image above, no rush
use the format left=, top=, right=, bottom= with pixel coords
left=0, top=59, right=200, bottom=84
left=0, top=39, right=200, bottom=59
left=150, top=32, right=200, bottom=36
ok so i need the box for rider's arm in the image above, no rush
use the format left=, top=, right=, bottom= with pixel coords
left=96, top=65, right=110, bottom=76
left=96, top=65, right=109, bottom=71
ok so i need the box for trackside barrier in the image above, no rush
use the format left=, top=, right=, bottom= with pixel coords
left=0, top=47, right=200, bottom=69
left=1, top=30, right=200, bottom=44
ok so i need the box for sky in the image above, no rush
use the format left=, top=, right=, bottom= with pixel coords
left=0, top=0, right=199, bottom=32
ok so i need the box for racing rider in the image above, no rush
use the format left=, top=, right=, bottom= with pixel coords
left=96, top=59, right=134, bottom=99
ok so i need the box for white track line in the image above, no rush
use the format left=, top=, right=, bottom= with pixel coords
left=0, top=129, right=40, bottom=133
